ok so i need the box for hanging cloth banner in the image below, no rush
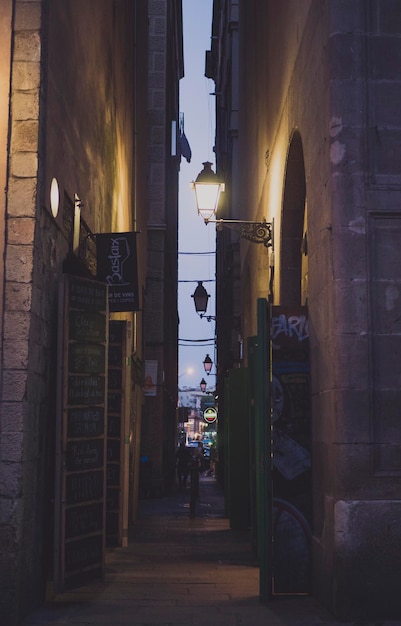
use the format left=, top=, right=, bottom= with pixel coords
left=96, top=232, right=139, bottom=312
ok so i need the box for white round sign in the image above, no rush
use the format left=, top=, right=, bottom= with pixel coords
left=203, top=407, right=217, bottom=424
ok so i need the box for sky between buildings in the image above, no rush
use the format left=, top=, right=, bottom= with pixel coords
left=178, top=0, right=216, bottom=393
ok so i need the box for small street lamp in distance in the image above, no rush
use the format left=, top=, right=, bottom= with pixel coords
left=203, top=354, right=213, bottom=375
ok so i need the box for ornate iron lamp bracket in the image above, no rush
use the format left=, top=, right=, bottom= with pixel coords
left=208, top=218, right=274, bottom=248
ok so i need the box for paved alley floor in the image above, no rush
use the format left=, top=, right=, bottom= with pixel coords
left=23, top=476, right=401, bottom=626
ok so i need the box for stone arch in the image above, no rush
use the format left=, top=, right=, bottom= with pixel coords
left=280, top=131, right=307, bottom=306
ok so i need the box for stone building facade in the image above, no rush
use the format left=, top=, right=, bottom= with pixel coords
left=142, top=0, right=182, bottom=495
left=209, top=0, right=401, bottom=619
left=0, top=1, right=181, bottom=624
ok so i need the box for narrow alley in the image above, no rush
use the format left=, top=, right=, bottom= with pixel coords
left=22, top=476, right=400, bottom=626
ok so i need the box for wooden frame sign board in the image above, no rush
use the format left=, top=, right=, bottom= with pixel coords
left=54, top=275, right=108, bottom=592
left=106, top=320, right=130, bottom=547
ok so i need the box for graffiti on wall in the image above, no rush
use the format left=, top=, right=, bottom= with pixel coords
left=270, top=307, right=311, bottom=594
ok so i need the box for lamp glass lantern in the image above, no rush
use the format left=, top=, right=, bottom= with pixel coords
left=191, top=162, right=274, bottom=249
left=203, top=354, right=213, bottom=375
left=199, top=378, right=207, bottom=393
left=191, top=161, right=225, bottom=222
left=192, top=281, right=210, bottom=315
left=50, top=177, right=60, bottom=218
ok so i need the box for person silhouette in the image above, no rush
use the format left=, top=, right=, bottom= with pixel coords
left=176, top=442, right=191, bottom=488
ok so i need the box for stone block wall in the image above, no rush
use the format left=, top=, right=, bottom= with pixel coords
left=0, top=1, right=149, bottom=624
left=143, top=0, right=181, bottom=490
left=233, top=0, right=401, bottom=618
left=0, top=3, right=45, bottom=625
left=319, top=1, right=401, bottom=617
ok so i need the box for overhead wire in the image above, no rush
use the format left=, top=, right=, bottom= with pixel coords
left=178, top=279, right=215, bottom=283
left=179, top=338, right=215, bottom=342
left=179, top=251, right=215, bottom=255
left=179, top=342, right=215, bottom=345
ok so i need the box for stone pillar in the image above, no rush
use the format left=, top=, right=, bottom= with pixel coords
left=0, top=2, right=44, bottom=624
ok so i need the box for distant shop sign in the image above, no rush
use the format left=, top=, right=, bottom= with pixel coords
left=203, top=407, right=217, bottom=424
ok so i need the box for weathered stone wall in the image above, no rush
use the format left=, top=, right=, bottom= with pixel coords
left=236, top=0, right=401, bottom=618
left=317, top=1, right=401, bottom=617
left=0, top=1, right=148, bottom=623
left=143, top=0, right=181, bottom=490
left=0, top=3, right=45, bottom=624
left=0, top=0, right=13, bottom=365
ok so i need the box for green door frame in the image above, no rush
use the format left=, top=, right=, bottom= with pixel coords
left=248, top=298, right=272, bottom=602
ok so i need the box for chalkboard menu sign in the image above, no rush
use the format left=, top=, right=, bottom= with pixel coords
left=66, top=439, right=105, bottom=472
left=68, top=344, right=106, bottom=374
left=106, top=320, right=127, bottom=547
left=55, top=275, right=108, bottom=592
left=65, top=502, right=104, bottom=539
left=67, top=407, right=104, bottom=438
left=66, top=470, right=104, bottom=504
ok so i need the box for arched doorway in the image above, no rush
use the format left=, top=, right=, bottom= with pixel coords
left=280, top=130, right=307, bottom=306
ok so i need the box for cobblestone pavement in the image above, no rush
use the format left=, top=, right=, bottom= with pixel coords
left=23, top=476, right=401, bottom=626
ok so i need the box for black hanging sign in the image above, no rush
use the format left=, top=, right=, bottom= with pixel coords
left=96, top=232, right=139, bottom=312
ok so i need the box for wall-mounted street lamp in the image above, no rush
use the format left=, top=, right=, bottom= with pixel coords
left=50, top=177, right=60, bottom=218
left=192, top=281, right=209, bottom=314
left=191, top=281, right=216, bottom=321
left=191, top=161, right=225, bottom=222
left=199, top=377, right=216, bottom=397
left=203, top=354, right=213, bottom=375
left=191, top=161, right=274, bottom=248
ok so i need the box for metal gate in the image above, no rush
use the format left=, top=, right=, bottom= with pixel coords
left=249, top=299, right=311, bottom=600
left=270, top=305, right=311, bottom=595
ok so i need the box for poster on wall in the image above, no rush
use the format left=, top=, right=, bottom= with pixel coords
left=96, top=232, right=139, bottom=312
left=55, top=275, right=108, bottom=592
left=144, top=360, right=158, bottom=396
